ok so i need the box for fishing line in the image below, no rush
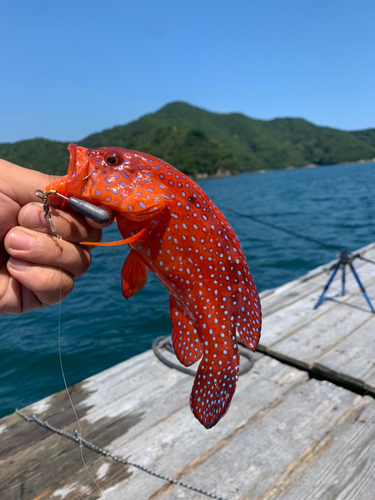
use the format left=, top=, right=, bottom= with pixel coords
left=36, top=191, right=229, bottom=498
left=38, top=190, right=105, bottom=493
left=219, top=205, right=375, bottom=312
left=35, top=190, right=104, bottom=494
left=218, top=205, right=344, bottom=252
left=56, top=239, right=105, bottom=496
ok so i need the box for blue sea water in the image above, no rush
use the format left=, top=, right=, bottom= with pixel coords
left=1, top=162, right=374, bottom=418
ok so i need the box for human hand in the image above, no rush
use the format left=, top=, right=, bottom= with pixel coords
left=0, top=159, right=112, bottom=315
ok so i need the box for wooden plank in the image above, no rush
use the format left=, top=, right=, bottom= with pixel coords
left=259, top=242, right=375, bottom=318
left=264, top=282, right=375, bottom=371
left=0, top=422, right=134, bottom=500
left=257, top=244, right=375, bottom=393
left=0, top=350, right=183, bottom=460
left=260, top=287, right=337, bottom=350
left=260, top=273, right=329, bottom=318
left=0, top=351, right=192, bottom=460
left=265, top=397, right=375, bottom=500
left=78, top=357, right=309, bottom=500
left=150, top=382, right=375, bottom=500
left=0, top=356, right=307, bottom=499
left=261, top=253, right=375, bottom=342
left=314, top=316, right=375, bottom=392
left=0, top=344, right=259, bottom=464
left=0, top=374, right=193, bottom=499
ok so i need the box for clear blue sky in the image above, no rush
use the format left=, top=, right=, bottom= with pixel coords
left=2, top=0, right=374, bottom=143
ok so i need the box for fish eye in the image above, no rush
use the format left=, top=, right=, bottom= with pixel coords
left=105, top=154, right=122, bottom=166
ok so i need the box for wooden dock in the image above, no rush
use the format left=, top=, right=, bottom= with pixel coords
left=1, top=243, right=375, bottom=500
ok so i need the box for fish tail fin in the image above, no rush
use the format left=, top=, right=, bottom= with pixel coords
left=190, top=348, right=239, bottom=429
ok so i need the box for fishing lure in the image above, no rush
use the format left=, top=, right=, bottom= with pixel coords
left=45, top=144, right=261, bottom=428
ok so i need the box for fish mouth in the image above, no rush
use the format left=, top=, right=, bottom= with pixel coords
left=67, top=143, right=90, bottom=179
left=65, top=143, right=92, bottom=198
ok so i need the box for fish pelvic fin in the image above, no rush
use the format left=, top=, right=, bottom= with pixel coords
left=121, top=249, right=148, bottom=299
left=169, top=295, right=203, bottom=367
left=190, top=345, right=239, bottom=429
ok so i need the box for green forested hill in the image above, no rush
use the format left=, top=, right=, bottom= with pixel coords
left=0, top=138, right=69, bottom=174
left=1, top=102, right=374, bottom=176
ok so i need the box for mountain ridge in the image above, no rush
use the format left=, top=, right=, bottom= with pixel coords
left=1, top=101, right=374, bottom=176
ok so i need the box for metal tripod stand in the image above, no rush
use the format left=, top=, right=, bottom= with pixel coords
left=314, top=250, right=375, bottom=312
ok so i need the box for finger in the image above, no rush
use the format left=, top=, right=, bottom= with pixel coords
left=18, top=203, right=104, bottom=244
left=5, top=228, right=92, bottom=279
left=0, top=159, right=61, bottom=207
left=0, top=264, right=42, bottom=314
left=6, top=258, right=74, bottom=307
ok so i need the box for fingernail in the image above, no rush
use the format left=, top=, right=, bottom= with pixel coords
left=22, top=204, right=46, bottom=228
left=8, top=257, right=30, bottom=271
left=9, top=231, right=33, bottom=251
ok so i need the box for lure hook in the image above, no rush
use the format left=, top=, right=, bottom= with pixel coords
left=35, top=190, right=62, bottom=239
left=35, top=189, right=111, bottom=230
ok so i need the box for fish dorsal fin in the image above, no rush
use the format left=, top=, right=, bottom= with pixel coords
left=121, top=249, right=148, bottom=299
left=169, top=295, right=203, bottom=367
left=190, top=338, right=239, bottom=429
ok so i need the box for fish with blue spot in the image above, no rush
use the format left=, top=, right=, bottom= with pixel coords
left=46, top=144, right=262, bottom=428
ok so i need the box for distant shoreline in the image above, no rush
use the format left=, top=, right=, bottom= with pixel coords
left=195, top=157, right=375, bottom=180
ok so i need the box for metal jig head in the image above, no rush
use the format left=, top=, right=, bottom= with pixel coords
left=35, top=189, right=111, bottom=237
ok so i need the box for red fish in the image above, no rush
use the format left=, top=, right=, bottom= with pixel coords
left=46, top=144, right=261, bottom=428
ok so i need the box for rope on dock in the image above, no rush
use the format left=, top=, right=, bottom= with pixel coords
left=152, top=335, right=255, bottom=376
left=15, top=409, right=228, bottom=500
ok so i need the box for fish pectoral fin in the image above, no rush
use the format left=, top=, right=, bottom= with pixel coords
left=122, top=200, right=169, bottom=222
left=79, top=228, right=148, bottom=246
left=119, top=180, right=171, bottom=222
left=190, top=345, right=239, bottom=429
left=169, top=295, right=203, bottom=367
left=121, top=249, right=148, bottom=299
